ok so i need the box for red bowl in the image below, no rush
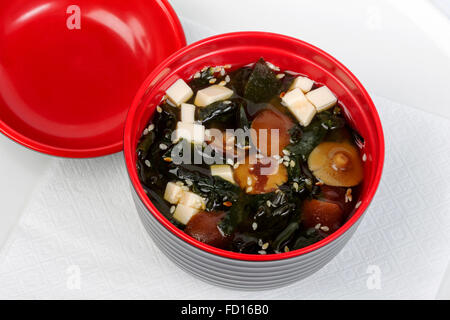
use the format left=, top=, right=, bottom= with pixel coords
left=124, top=32, right=384, bottom=270
left=0, top=0, right=185, bottom=157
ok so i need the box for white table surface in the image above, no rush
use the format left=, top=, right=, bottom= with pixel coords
left=0, top=0, right=449, bottom=299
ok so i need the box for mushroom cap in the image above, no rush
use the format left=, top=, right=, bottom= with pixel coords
left=302, top=199, right=343, bottom=233
left=250, top=108, right=294, bottom=156
left=308, top=141, right=363, bottom=187
left=184, top=211, right=230, bottom=249
left=234, top=155, right=288, bottom=194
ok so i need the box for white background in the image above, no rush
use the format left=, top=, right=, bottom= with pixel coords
left=0, top=0, right=449, bottom=298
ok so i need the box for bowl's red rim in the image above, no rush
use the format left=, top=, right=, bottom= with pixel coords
left=0, top=0, right=186, bottom=159
left=124, top=31, right=385, bottom=262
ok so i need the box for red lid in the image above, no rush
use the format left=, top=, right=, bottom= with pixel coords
left=0, top=0, right=186, bottom=157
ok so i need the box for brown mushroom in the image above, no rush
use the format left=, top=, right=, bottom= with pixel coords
left=185, top=211, right=230, bottom=248
left=301, top=199, right=344, bottom=233
left=307, top=141, right=363, bottom=187
left=234, top=156, right=288, bottom=194
left=250, top=109, right=294, bottom=156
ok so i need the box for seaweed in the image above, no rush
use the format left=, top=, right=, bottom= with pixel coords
left=197, top=98, right=244, bottom=126
left=230, top=66, right=253, bottom=97
left=286, top=111, right=345, bottom=160
left=136, top=131, right=155, bottom=159
left=219, top=192, right=250, bottom=237
left=243, top=58, right=281, bottom=103
left=171, top=164, right=240, bottom=211
left=272, top=222, right=299, bottom=252
left=291, top=228, right=324, bottom=250
left=219, top=187, right=302, bottom=239
left=189, top=67, right=216, bottom=92
left=278, top=72, right=296, bottom=93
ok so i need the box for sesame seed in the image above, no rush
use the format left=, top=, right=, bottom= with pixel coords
left=320, top=226, right=330, bottom=232
left=225, top=75, right=230, bottom=83
left=159, top=143, right=168, bottom=150
left=246, top=186, right=253, bottom=193
left=276, top=73, right=285, bottom=79
left=220, top=68, right=226, bottom=76
left=258, top=250, right=267, bottom=255
left=315, top=223, right=321, bottom=230
left=157, top=106, right=162, bottom=113
left=293, top=182, right=299, bottom=191
left=289, top=160, right=295, bottom=167
left=209, top=78, right=217, bottom=84
left=362, top=153, right=367, bottom=162
left=345, top=188, right=353, bottom=203
left=144, top=160, right=151, bottom=167
left=252, top=222, right=258, bottom=230
left=265, top=61, right=280, bottom=71
left=266, top=200, right=271, bottom=207
left=355, top=201, right=362, bottom=209
left=170, top=206, right=175, bottom=214
left=148, top=124, right=155, bottom=131
left=262, top=242, right=269, bottom=250
left=143, top=128, right=149, bottom=136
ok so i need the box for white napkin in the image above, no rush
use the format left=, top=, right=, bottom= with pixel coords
left=0, top=96, right=449, bottom=299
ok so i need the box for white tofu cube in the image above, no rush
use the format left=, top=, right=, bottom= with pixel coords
left=173, top=204, right=199, bottom=225
left=282, top=88, right=317, bottom=126
left=164, top=182, right=184, bottom=204
left=194, top=85, right=233, bottom=107
left=166, top=79, right=193, bottom=106
left=181, top=103, right=196, bottom=123
left=306, top=86, right=337, bottom=112
left=290, top=76, right=314, bottom=93
left=173, top=121, right=205, bottom=144
left=179, top=191, right=206, bottom=210
left=210, top=165, right=235, bottom=184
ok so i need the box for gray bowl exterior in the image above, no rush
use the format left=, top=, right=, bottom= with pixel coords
left=131, top=186, right=362, bottom=290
